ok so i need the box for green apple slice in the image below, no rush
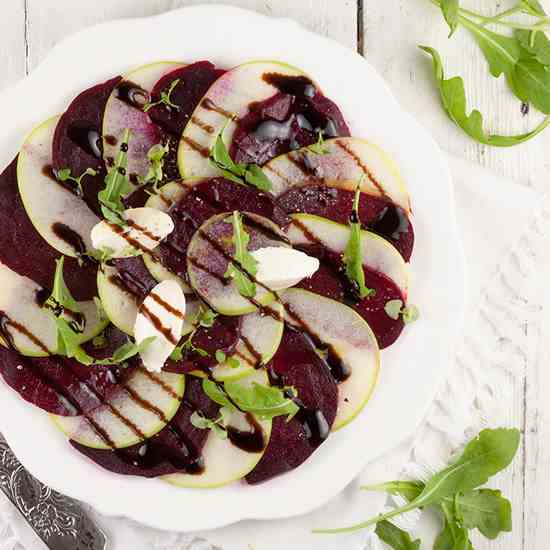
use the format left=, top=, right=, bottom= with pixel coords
left=97, top=265, right=199, bottom=336
left=213, top=302, right=284, bottom=382
left=287, top=213, right=409, bottom=298
left=280, top=288, right=380, bottom=430
left=17, top=116, right=100, bottom=256
left=102, top=61, right=185, bottom=182
left=0, top=262, right=107, bottom=357
left=178, top=60, right=310, bottom=179
left=163, top=370, right=271, bottom=488
left=264, top=137, right=411, bottom=213
left=51, top=368, right=184, bottom=449
left=187, top=212, right=288, bottom=315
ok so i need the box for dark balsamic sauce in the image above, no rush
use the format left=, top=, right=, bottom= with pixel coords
left=227, top=413, right=265, bottom=453
left=262, top=73, right=317, bottom=98
left=0, top=311, right=50, bottom=354
left=51, top=222, right=87, bottom=255
left=67, top=125, right=102, bottom=159
left=104, top=135, right=118, bottom=147
left=115, top=81, right=150, bottom=110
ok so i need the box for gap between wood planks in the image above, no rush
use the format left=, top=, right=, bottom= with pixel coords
left=357, top=0, right=364, bottom=55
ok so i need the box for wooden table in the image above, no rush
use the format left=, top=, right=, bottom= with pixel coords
left=1, top=1, right=549, bottom=548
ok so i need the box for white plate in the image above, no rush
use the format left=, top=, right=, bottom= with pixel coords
left=0, top=4, right=465, bottom=532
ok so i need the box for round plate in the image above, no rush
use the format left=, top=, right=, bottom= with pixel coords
left=0, top=4, right=465, bottom=532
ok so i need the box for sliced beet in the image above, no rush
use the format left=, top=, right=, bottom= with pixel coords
left=111, top=256, right=158, bottom=303
left=52, top=77, right=121, bottom=216
left=147, top=61, right=225, bottom=137
left=164, top=315, right=241, bottom=374
left=0, top=157, right=97, bottom=300
left=277, top=184, right=414, bottom=261
left=157, top=177, right=289, bottom=279
left=245, top=329, right=338, bottom=484
left=71, top=376, right=219, bottom=477
left=295, top=244, right=405, bottom=349
left=0, top=347, right=128, bottom=416
left=230, top=86, right=350, bottom=166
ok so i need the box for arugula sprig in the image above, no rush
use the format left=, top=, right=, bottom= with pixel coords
left=215, top=350, right=241, bottom=369
left=190, top=406, right=232, bottom=440
left=210, top=128, right=272, bottom=192
left=202, top=378, right=299, bottom=421
left=143, top=79, right=181, bottom=113
left=307, top=130, right=330, bottom=155
left=420, top=46, right=550, bottom=146
left=43, top=257, right=81, bottom=319
left=98, top=128, right=132, bottom=225
left=343, top=185, right=375, bottom=299
left=424, top=0, right=550, bottom=146
left=385, top=299, right=420, bottom=324
left=224, top=211, right=259, bottom=299
left=169, top=305, right=217, bottom=361
left=140, top=143, right=169, bottom=193
left=314, top=427, right=519, bottom=541
left=56, top=167, right=98, bottom=197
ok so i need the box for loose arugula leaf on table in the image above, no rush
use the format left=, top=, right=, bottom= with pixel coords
left=56, top=167, right=98, bottom=196
left=143, top=79, right=181, bottom=112
left=434, top=501, right=472, bottom=550
left=454, top=489, right=512, bottom=539
left=140, top=143, right=169, bottom=192
left=98, top=128, right=132, bottom=224
left=343, top=184, right=375, bottom=299
left=420, top=46, right=550, bottom=146
left=512, top=57, right=550, bottom=114
left=516, top=29, right=550, bottom=65
left=314, top=428, right=520, bottom=534
left=440, top=0, right=459, bottom=37
left=224, top=211, right=258, bottom=298
left=210, top=128, right=273, bottom=192
left=519, top=0, right=546, bottom=16
left=375, top=520, right=421, bottom=550
left=362, top=480, right=424, bottom=502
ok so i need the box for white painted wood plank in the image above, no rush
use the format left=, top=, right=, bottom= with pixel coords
left=0, top=0, right=26, bottom=90
left=25, top=0, right=357, bottom=74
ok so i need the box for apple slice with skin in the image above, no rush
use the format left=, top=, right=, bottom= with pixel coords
left=286, top=213, right=408, bottom=298
left=97, top=265, right=199, bottom=337
left=178, top=60, right=309, bottom=179
left=187, top=212, right=289, bottom=316
left=213, top=303, right=284, bottom=382
left=102, top=61, right=185, bottom=183
left=0, top=262, right=107, bottom=357
left=279, top=288, right=380, bottom=429
left=17, top=116, right=100, bottom=257
left=163, top=369, right=272, bottom=488
left=52, top=367, right=184, bottom=449
left=264, top=137, right=411, bottom=213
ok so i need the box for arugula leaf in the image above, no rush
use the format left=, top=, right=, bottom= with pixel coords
left=143, top=79, right=181, bottom=112
left=421, top=46, right=550, bottom=146
left=140, top=143, right=169, bottom=192
left=96, top=336, right=156, bottom=365
left=314, top=428, right=520, bottom=534
left=214, top=350, right=241, bottom=369
left=54, top=316, right=94, bottom=364
left=375, top=521, right=421, bottom=550
left=98, top=128, right=132, bottom=224
left=519, top=0, right=546, bottom=16
left=434, top=502, right=472, bottom=550
left=170, top=331, right=209, bottom=361
left=56, top=167, right=97, bottom=196
left=224, top=211, right=258, bottom=298
left=343, top=185, right=375, bottom=299
left=454, top=489, right=512, bottom=539
left=512, top=58, right=550, bottom=114
left=516, top=29, right=550, bottom=65
left=307, top=130, right=330, bottom=155
left=384, top=299, right=404, bottom=321
left=44, top=257, right=81, bottom=317
left=224, top=380, right=299, bottom=421
left=209, top=129, right=272, bottom=192
left=190, top=407, right=231, bottom=440
left=202, top=378, right=235, bottom=409
left=362, top=480, right=423, bottom=502
left=197, top=306, right=218, bottom=328
left=440, top=0, right=460, bottom=37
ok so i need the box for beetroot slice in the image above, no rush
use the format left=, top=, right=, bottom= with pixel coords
left=295, top=244, right=405, bottom=349
left=148, top=61, right=225, bottom=137
left=0, top=157, right=97, bottom=300
left=277, top=184, right=414, bottom=261
left=0, top=344, right=130, bottom=417
left=164, top=315, right=241, bottom=374
left=52, top=77, right=121, bottom=216
left=231, top=84, right=350, bottom=166
left=111, top=256, right=159, bottom=304
left=157, top=177, right=289, bottom=279
left=245, top=328, right=338, bottom=485
left=71, top=376, right=219, bottom=477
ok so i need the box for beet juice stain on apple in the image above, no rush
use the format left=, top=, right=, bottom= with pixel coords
left=0, top=58, right=416, bottom=487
